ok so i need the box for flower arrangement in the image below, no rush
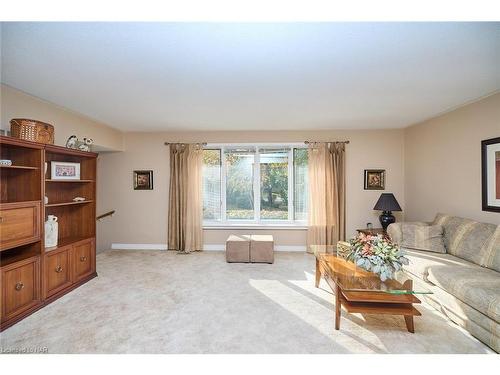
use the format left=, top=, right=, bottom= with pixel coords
left=346, top=233, right=409, bottom=281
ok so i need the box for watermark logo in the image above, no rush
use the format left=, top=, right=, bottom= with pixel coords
left=0, top=346, right=48, bottom=354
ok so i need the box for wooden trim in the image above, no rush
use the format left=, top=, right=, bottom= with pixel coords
left=0, top=165, right=39, bottom=170
left=0, top=135, right=45, bottom=149
left=45, top=143, right=98, bottom=158
left=45, top=200, right=94, bottom=207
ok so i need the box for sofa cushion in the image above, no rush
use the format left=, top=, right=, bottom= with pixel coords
left=401, top=224, right=446, bottom=253
left=433, top=213, right=499, bottom=268
left=387, top=221, right=428, bottom=245
left=404, top=248, right=474, bottom=280
left=480, top=226, right=500, bottom=273
left=426, top=263, right=500, bottom=323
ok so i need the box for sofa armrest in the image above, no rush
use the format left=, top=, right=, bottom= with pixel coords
left=387, top=223, right=403, bottom=244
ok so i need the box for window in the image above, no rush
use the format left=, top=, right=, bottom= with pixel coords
left=202, top=149, right=221, bottom=220
left=202, top=145, right=308, bottom=225
left=260, top=148, right=289, bottom=220
left=225, top=148, right=255, bottom=220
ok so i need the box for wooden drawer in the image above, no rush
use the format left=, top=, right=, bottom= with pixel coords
left=0, top=201, right=41, bottom=251
left=73, top=238, right=95, bottom=282
left=45, top=247, right=72, bottom=297
left=1, top=256, right=40, bottom=321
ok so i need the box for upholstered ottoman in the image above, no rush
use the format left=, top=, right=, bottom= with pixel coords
left=226, top=235, right=251, bottom=263
left=250, top=235, right=274, bottom=263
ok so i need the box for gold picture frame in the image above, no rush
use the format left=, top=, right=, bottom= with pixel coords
left=364, top=169, right=385, bottom=190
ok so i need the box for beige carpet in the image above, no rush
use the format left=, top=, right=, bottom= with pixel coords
left=0, top=251, right=493, bottom=354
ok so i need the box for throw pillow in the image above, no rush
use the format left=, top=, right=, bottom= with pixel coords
left=401, top=224, right=446, bottom=253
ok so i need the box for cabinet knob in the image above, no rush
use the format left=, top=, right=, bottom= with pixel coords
left=80, top=256, right=87, bottom=262
left=55, top=266, right=63, bottom=273
left=0, top=216, right=4, bottom=223
left=15, top=282, right=24, bottom=291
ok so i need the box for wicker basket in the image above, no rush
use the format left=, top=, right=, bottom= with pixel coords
left=10, top=119, right=54, bottom=144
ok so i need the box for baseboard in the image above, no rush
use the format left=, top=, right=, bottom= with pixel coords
left=111, top=243, right=306, bottom=252
left=111, top=243, right=168, bottom=250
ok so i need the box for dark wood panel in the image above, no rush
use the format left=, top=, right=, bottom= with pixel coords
left=45, top=247, right=72, bottom=297
left=73, top=238, right=95, bottom=282
left=342, top=290, right=421, bottom=304
left=1, top=256, right=41, bottom=321
left=0, top=201, right=41, bottom=251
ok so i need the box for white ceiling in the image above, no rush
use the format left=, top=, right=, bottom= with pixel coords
left=1, top=22, right=499, bottom=132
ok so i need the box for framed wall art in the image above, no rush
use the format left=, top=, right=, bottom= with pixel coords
left=364, top=169, right=385, bottom=190
left=50, top=161, right=81, bottom=180
left=481, top=137, right=500, bottom=212
left=134, top=170, right=153, bottom=190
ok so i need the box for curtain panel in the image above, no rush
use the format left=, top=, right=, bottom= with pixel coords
left=167, top=143, right=204, bottom=253
left=307, top=142, right=346, bottom=252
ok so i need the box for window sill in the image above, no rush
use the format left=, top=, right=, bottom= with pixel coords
left=203, top=223, right=307, bottom=230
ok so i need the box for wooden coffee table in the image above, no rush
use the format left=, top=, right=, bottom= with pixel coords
left=311, top=245, right=430, bottom=333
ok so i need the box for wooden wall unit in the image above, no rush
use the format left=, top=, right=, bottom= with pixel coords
left=0, top=136, right=97, bottom=331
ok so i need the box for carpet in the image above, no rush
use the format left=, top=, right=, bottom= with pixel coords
left=0, top=251, right=493, bottom=353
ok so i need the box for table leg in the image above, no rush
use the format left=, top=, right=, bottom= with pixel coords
left=315, top=258, right=321, bottom=288
left=335, top=284, right=341, bottom=330
left=404, top=315, right=414, bottom=333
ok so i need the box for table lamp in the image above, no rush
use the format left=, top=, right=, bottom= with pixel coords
left=373, top=193, right=402, bottom=231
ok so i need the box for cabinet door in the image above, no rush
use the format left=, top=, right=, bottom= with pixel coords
left=0, top=202, right=41, bottom=251
left=46, top=247, right=72, bottom=297
left=73, top=239, right=95, bottom=282
left=1, top=257, right=40, bottom=321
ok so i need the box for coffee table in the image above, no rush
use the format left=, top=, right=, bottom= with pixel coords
left=311, top=244, right=431, bottom=333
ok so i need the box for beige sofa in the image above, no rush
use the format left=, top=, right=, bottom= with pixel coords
left=388, top=214, right=500, bottom=352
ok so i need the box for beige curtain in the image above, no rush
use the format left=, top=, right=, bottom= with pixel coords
left=168, top=143, right=204, bottom=253
left=307, top=142, right=346, bottom=252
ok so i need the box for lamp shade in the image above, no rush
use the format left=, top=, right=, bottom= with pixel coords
left=373, top=193, right=402, bottom=212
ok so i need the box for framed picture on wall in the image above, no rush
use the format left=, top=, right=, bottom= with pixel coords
left=364, top=169, right=385, bottom=190
left=481, top=137, right=500, bottom=212
left=134, top=170, right=153, bottom=190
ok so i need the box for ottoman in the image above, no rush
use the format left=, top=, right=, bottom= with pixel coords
left=226, top=235, right=251, bottom=263
left=250, top=235, right=274, bottom=263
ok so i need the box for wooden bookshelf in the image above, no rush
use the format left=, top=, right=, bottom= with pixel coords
left=0, top=136, right=97, bottom=331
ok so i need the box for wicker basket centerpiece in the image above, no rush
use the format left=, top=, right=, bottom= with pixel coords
left=10, top=118, right=55, bottom=144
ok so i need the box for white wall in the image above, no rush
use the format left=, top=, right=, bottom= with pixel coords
left=404, top=93, right=500, bottom=225
left=97, top=129, right=405, bottom=251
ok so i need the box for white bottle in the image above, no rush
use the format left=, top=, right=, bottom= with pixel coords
left=45, top=215, right=58, bottom=248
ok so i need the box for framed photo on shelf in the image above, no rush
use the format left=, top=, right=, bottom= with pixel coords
left=481, top=137, right=500, bottom=212
left=50, top=161, right=81, bottom=180
left=134, top=170, right=153, bottom=190
left=364, top=169, right=385, bottom=190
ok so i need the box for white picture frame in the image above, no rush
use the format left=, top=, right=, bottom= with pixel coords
left=50, top=161, right=81, bottom=180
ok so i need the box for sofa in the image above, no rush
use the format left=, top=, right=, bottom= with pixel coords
left=387, top=213, right=499, bottom=352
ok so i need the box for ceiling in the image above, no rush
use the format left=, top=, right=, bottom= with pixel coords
left=1, top=22, right=499, bottom=132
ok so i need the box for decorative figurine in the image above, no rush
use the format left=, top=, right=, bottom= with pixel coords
left=65, top=135, right=78, bottom=149
left=78, top=137, right=93, bottom=152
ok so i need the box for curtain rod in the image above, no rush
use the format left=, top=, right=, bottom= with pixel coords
left=304, top=140, right=350, bottom=144
left=164, top=142, right=208, bottom=146
left=164, top=141, right=349, bottom=145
